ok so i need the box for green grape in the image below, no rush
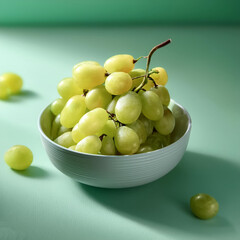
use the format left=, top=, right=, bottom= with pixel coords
left=149, top=67, right=168, bottom=86
left=127, top=120, right=147, bottom=144
left=129, top=68, right=145, bottom=89
left=97, top=120, right=117, bottom=138
left=115, top=91, right=142, bottom=124
left=104, top=54, right=135, bottom=73
left=0, top=81, right=9, bottom=99
left=4, top=145, right=33, bottom=170
left=85, top=85, right=112, bottom=110
left=73, top=64, right=106, bottom=90
left=51, top=114, right=61, bottom=140
left=145, top=131, right=171, bottom=149
left=71, top=108, right=108, bottom=143
left=154, top=108, right=175, bottom=135
left=140, top=91, right=164, bottom=121
left=114, top=126, right=140, bottom=155
left=57, top=77, right=83, bottom=100
left=75, top=135, right=102, bottom=154
left=143, top=79, right=154, bottom=90
left=73, top=61, right=100, bottom=73
left=100, top=136, right=116, bottom=155
left=190, top=193, right=219, bottom=220
left=105, top=72, right=132, bottom=95
left=50, top=98, right=66, bottom=115
left=54, top=131, right=75, bottom=148
left=58, top=125, right=71, bottom=137
left=0, top=73, right=23, bottom=94
left=71, top=123, right=80, bottom=143
left=106, top=95, right=120, bottom=114
left=150, top=85, right=170, bottom=106
left=138, top=114, right=154, bottom=137
left=60, top=95, right=86, bottom=128
left=137, top=145, right=154, bottom=154
left=68, top=145, right=76, bottom=151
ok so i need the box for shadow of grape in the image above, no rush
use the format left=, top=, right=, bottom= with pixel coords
left=4, top=90, right=41, bottom=103
left=78, top=151, right=239, bottom=238
left=12, top=166, right=49, bottom=179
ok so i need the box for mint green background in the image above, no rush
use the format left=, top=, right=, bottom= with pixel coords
left=0, top=25, right=240, bottom=239
left=0, top=0, right=240, bottom=25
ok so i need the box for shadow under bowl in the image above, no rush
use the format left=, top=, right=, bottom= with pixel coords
left=38, top=100, right=192, bottom=188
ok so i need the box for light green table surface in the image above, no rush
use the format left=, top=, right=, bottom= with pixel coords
left=0, top=26, right=240, bottom=240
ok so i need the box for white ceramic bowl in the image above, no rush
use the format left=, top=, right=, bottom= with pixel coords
left=38, top=100, right=191, bottom=188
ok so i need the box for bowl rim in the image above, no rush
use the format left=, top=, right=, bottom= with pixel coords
left=38, top=99, right=192, bottom=159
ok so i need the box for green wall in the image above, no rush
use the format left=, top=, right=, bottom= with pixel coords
left=0, top=0, right=240, bottom=25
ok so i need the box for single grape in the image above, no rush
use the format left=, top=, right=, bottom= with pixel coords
left=71, top=123, right=81, bottom=143
left=114, top=126, right=140, bottom=155
left=75, top=135, right=102, bottom=154
left=129, top=69, right=145, bottom=89
left=0, top=81, right=9, bottom=99
left=136, top=145, right=154, bottom=154
left=4, top=145, right=33, bottom=170
left=150, top=67, right=168, bottom=85
left=154, top=108, right=175, bottom=135
left=138, top=114, right=154, bottom=137
left=85, top=85, right=112, bottom=110
left=106, top=95, right=120, bottom=114
left=145, top=131, right=171, bottom=149
left=115, top=91, right=142, bottom=124
left=127, top=120, right=147, bottom=144
left=71, top=108, right=108, bottom=143
left=104, top=54, right=135, bottom=73
left=72, top=61, right=100, bottom=73
left=190, top=193, right=219, bottom=220
left=50, top=98, right=66, bottom=115
left=139, top=91, right=164, bottom=121
left=73, top=64, right=106, bottom=90
left=68, top=145, right=76, bottom=151
left=60, top=95, right=86, bottom=128
left=96, top=119, right=117, bottom=138
left=58, top=125, right=71, bottom=137
left=57, top=77, right=83, bottom=100
left=54, top=131, right=75, bottom=148
left=0, top=73, right=23, bottom=94
left=100, top=136, right=116, bottom=155
left=143, top=78, right=155, bottom=90
left=150, top=85, right=170, bottom=106
left=105, top=72, right=132, bottom=95
left=51, top=114, right=61, bottom=140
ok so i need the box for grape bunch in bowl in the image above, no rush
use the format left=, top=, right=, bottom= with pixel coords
left=39, top=39, right=192, bottom=188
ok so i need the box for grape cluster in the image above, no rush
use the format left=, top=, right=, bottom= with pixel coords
left=51, top=40, right=175, bottom=155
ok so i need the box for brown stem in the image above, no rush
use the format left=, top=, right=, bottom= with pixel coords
left=131, top=75, right=145, bottom=80
left=133, top=56, right=145, bottom=64
left=99, top=134, right=107, bottom=141
left=83, top=89, right=89, bottom=96
left=135, top=39, right=171, bottom=92
left=148, top=76, right=158, bottom=88
left=131, top=70, right=159, bottom=80
left=106, top=111, right=124, bottom=127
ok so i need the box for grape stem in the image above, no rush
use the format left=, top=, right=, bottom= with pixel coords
left=133, top=56, right=145, bottom=63
left=148, top=76, right=158, bottom=88
left=99, top=134, right=107, bottom=141
left=131, top=70, right=159, bottom=80
left=134, top=39, right=171, bottom=92
left=83, top=89, right=89, bottom=96
left=106, top=111, right=124, bottom=127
